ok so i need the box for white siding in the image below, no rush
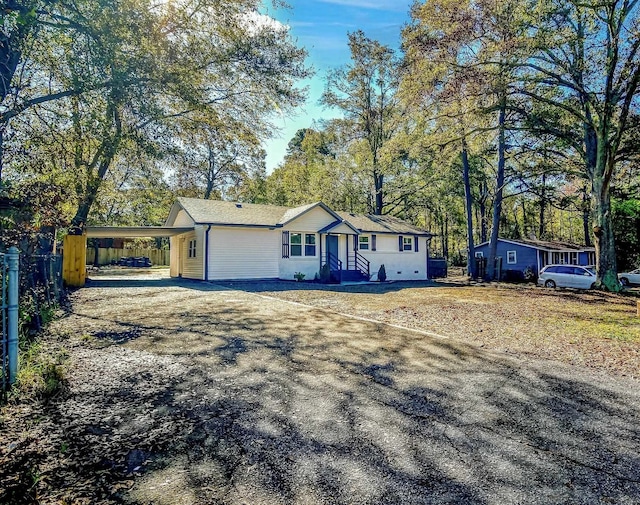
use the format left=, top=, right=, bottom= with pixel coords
left=176, top=228, right=205, bottom=280
left=359, top=234, right=427, bottom=281
left=282, top=206, right=337, bottom=231
left=279, top=231, right=321, bottom=281
left=208, top=227, right=280, bottom=280
left=173, top=209, right=195, bottom=227
left=279, top=207, right=343, bottom=281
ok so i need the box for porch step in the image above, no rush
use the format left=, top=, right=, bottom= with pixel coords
left=340, top=269, right=369, bottom=282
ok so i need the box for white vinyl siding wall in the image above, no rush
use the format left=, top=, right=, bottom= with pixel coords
left=208, top=227, right=280, bottom=280
left=178, top=229, right=205, bottom=280
left=279, top=232, right=321, bottom=280
left=280, top=207, right=340, bottom=280
left=358, top=234, right=427, bottom=281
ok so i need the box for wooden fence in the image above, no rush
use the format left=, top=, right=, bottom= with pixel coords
left=86, top=247, right=170, bottom=266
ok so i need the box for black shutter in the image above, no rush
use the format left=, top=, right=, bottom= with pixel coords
left=282, top=231, right=289, bottom=258
left=415, top=236, right=419, bottom=252
left=353, top=235, right=358, bottom=251
left=398, top=235, right=403, bottom=252
left=372, top=234, right=377, bottom=251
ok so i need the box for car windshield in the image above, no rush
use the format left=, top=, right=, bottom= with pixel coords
left=587, top=268, right=595, bottom=274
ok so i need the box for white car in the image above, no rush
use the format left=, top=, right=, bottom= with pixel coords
left=618, top=269, right=640, bottom=286
left=538, top=264, right=596, bottom=289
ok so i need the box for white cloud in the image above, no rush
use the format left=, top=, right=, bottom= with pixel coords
left=242, top=11, right=290, bottom=35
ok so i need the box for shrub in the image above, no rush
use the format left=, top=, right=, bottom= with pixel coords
left=320, top=263, right=331, bottom=283
left=294, top=272, right=306, bottom=282
left=378, top=264, right=387, bottom=282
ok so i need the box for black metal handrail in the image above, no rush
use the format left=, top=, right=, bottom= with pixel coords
left=325, top=252, right=342, bottom=271
left=354, top=251, right=370, bottom=278
left=323, top=252, right=342, bottom=283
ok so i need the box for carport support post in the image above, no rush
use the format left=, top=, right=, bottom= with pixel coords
left=7, top=247, right=19, bottom=384
left=62, top=233, right=87, bottom=287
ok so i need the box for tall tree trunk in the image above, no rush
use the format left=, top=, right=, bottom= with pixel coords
left=479, top=180, right=488, bottom=242
left=72, top=155, right=116, bottom=227
left=373, top=169, right=384, bottom=215
left=71, top=101, right=122, bottom=227
left=582, top=185, right=591, bottom=246
left=591, top=148, right=619, bottom=291
left=486, top=97, right=506, bottom=280
left=443, top=215, right=449, bottom=259
left=584, top=111, right=619, bottom=290
left=462, top=138, right=476, bottom=278
left=538, top=172, right=546, bottom=239
left=204, top=145, right=215, bottom=199
left=0, top=126, right=4, bottom=181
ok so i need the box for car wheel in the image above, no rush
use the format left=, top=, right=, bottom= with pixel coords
left=590, top=282, right=596, bottom=289
left=544, top=280, right=556, bottom=288
left=620, top=277, right=629, bottom=286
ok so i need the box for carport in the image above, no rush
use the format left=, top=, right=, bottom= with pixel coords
left=62, top=226, right=194, bottom=287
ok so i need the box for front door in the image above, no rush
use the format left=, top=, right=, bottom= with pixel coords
left=327, top=235, right=339, bottom=262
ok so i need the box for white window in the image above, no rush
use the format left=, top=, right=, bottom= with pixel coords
left=305, top=234, right=316, bottom=256
left=359, top=235, right=369, bottom=250
left=188, top=239, right=197, bottom=258
left=291, top=233, right=302, bottom=256
left=569, top=252, right=578, bottom=265
left=403, top=237, right=413, bottom=251
left=475, top=251, right=484, bottom=258
left=507, top=250, right=517, bottom=264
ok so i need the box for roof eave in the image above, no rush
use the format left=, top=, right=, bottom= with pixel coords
left=192, top=222, right=283, bottom=229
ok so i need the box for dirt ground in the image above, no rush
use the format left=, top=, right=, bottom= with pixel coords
left=223, top=277, right=640, bottom=379
left=2, top=271, right=640, bottom=504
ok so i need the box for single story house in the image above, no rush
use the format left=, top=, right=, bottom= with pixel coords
left=165, top=198, right=434, bottom=282
left=474, top=238, right=596, bottom=277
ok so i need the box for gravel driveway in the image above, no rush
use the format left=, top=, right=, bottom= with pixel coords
left=7, top=273, right=640, bottom=504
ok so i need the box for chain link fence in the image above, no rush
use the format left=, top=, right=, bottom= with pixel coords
left=1, top=250, right=63, bottom=395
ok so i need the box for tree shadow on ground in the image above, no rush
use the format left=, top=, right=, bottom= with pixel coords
left=6, top=283, right=640, bottom=505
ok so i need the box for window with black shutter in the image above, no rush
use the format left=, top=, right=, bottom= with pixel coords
left=398, top=235, right=403, bottom=251
left=282, top=231, right=290, bottom=258
left=372, top=234, right=376, bottom=251
left=414, top=236, right=419, bottom=252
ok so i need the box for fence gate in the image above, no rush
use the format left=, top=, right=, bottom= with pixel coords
left=1, top=247, right=19, bottom=393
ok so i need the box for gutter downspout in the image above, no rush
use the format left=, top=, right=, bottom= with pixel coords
left=204, top=225, right=212, bottom=281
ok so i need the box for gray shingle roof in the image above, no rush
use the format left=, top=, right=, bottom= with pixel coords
left=338, top=212, right=432, bottom=235
left=171, top=198, right=432, bottom=235
left=503, top=238, right=594, bottom=251
left=175, top=198, right=293, bottom=226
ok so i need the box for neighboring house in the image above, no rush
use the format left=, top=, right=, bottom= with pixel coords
left=474, top=238, right=596, bottom=277
left=165, top=198, right=434, bottom=282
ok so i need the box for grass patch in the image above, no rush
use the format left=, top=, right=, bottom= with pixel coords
left=13, top=339, right=68, bottom=400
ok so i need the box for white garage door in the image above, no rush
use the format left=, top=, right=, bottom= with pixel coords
left=208, top=228, right=280, bottom=280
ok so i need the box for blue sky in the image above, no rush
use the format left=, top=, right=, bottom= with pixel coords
left=263, top=0, right=412, bottom=172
